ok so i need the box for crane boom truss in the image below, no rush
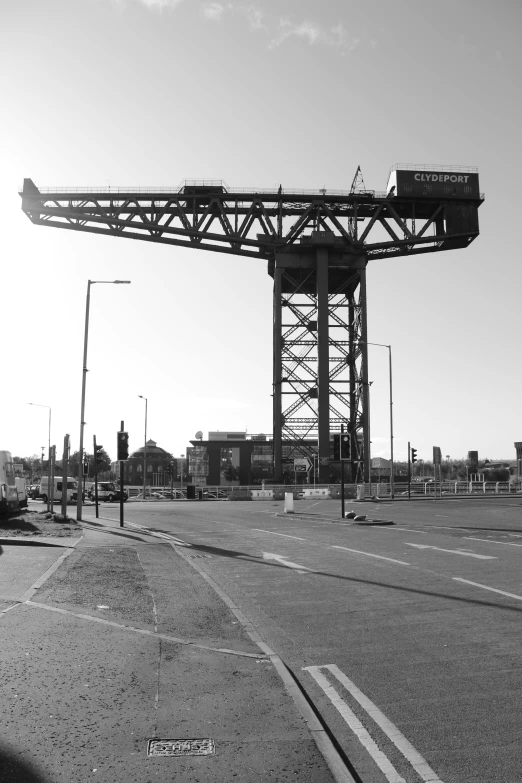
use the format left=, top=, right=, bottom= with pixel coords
left=19, top=178, right=483, bottom=483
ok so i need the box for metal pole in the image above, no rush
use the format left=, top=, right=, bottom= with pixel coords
left=48, top=408, right=51, bottom=510
left=144, top=399, right=147, bottom=498
left=28, top=404, right=52, bottom=510
left=119, top=420, right=124, bottom=527
left=388, top=344, right=394, bottom=499
left=93, top=435, right=99, bottom=519
left=356, top=342, right=394, bottom=499
left=180, top=455, right=184, bottom=494
left=139, top=396, right=148, bottom=499
left=273, top=265, right=283, bottom=482
left=76, top=279, right=130, bottom=521
left=61, top=435, right=70, bottom=519
left=340, top=423, right=345, bottom=520
left=77, top=280, right=91, bottom=521
left=407, top=441, right=411, bottom=500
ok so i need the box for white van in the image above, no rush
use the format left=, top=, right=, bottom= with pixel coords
left=0, top=450, right=19, bottom=513
left=15, top=477, right=28, bottom=508
left=39, top=476, right=79, bottom=504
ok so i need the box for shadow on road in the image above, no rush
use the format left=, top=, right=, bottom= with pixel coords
left=182, top=541, right=522, bottom=613
left=0, top=743, right=48, bottom=782
left=81, top=520, right=153, bottom=543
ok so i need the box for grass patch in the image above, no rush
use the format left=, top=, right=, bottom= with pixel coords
left=0, top=509, right=82, bottom=537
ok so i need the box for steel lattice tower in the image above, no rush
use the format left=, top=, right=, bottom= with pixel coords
left=20, top=168, right=483, bottom=483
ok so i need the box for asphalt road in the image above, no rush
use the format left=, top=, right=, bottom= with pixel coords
left=80, top=496, right=522, bottom=783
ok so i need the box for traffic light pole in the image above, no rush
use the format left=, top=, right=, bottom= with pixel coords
left=407, top=441, right=411, bottom=500
left=340, top=423, right=345, bottom=520
left=119, top=421, right=125, bottom=528
left=93, top=436, right=99, bottom=519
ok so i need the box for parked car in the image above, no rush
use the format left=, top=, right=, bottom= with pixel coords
left=132, top=491, right=167, bottom=500
left=160, top=489, right=185, bottom=499
left=202, top=490, right=227, bottom=500
left=28, top=484, right=40, bottom=499
left=88, top=482, right=128, bottom=502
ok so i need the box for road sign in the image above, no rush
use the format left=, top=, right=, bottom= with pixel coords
left=294, top=457, right=313, bottom=472
left=433, top=446, right=442, bottom=464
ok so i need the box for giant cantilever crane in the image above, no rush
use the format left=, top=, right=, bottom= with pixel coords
left=20, top=166, right=483, bottom=483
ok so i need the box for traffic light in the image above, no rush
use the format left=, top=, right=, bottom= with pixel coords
left=333, top=433, right=340, bottom=460
left=83, top=460, right=89, bottom=476
left=94, top=443, right=104, bottom=465
left=117, top=431, right=129, bottom=461
left=340, top=433, right=350, bottom=460
left=411, top=447, right=418, bottom=464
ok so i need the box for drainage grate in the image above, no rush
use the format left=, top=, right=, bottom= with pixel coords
left=147, top=738, right=215, bottom=757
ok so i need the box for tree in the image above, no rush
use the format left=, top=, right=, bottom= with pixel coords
left=88, top=447, right=111, bottom=475
left=222, top=464, right=241, bottom=483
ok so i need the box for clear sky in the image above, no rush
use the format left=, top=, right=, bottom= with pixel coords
left=2, top=0, right=521, bottom=466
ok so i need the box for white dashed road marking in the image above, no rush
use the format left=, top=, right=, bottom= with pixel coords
left=331, top=545, right=411, bottom=566
left=464, top=537, right=522, bottom=547
left=453, top=578, right=522, bottom=602
left=405, top=543, right=496, bottom=560
left=253, top=529, right=307, bottom=541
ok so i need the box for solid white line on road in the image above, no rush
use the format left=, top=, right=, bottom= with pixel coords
left=464, top=537, right=522, bottom=547
left=305, top=665, right=446, bottom=783
left=303, top=666, right=406, bottom=783
left=262, top=552, right=315, bottom=573
left=453, top=578, right=522, bottom=602
left=331, top=546, right=411, bottom=566
left=253, top=529, right=307, bottom=541
left=404, top=543, right=496, bottom=560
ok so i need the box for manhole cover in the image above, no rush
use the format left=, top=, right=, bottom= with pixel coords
left=147, top=738, right=215, bottom=757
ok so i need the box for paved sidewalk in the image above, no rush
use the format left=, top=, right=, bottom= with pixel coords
left=0, top=519, right=344, bottom=782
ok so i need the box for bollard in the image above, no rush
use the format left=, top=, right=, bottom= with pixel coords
left=284, top=492, right=294, bottom=513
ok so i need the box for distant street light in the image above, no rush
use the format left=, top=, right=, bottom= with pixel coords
left=357, top=341, right=394, bottom=499
left=28, top=402, right=51, bottom=511
left=138, top=396, right=148, bottom=500
left=77, top=280, right=131, bottom=521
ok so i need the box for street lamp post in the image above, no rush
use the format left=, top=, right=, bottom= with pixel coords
left=77, top=280, right=131, bottom=521
left=138, top=396, right=148, bottom=500
left=357, top=341, right=394, bottom=499
left=28, top=403, right=51, bottom=511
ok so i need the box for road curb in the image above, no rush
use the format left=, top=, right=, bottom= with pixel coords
left=168, top=538, right=358, bottom=783
left=17, top=547, right=77, bottom=603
